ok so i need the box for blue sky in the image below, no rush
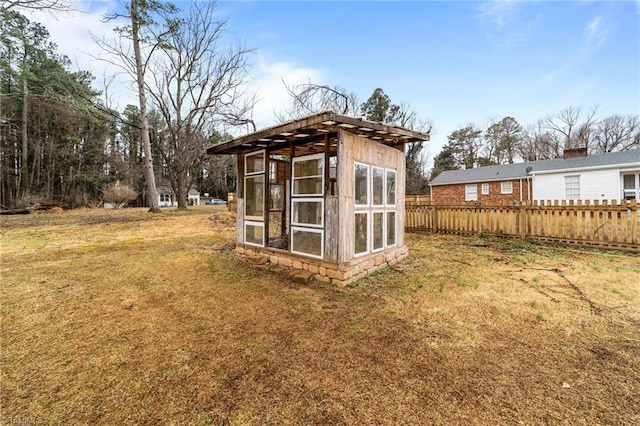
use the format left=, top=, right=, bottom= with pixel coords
left=28, top=0, right=640, bottom=161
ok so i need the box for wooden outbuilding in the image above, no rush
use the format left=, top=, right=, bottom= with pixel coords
left=206, top=111, right=430, bottom=285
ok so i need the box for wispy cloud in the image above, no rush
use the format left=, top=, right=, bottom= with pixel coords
left=584, top=15, right=607, bottom=52
left=478, top=0, right=518, bottom=28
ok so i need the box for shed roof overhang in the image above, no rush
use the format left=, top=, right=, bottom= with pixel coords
left=206, top=111, right=430, bottom=155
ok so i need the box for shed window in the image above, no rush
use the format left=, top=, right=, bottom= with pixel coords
left=245, top=175, right=264, bottom=218
left=565, top=175, right=580, bottom=200
left=245, top=221, right=264, bottom=246
left=354, top=212, right=369, bottom=256
left=465, top=184, right=477, bottom=201
left=386, top=169, right=396, bottom=206
left=291, top=153, right=324, bottom=259
left=501, top=181, right=513, bottom=194
left=293, top=154, right=323, bottom=196
left=355, top=163, right=369, bottom=205
left=372, top=167, right=384, bottom=206
left=291, top=227, right=323, bottom=258
left=292, top=199, right=323, bottom=227
left=386, top=211, right=396, bottom=246
left=372, top=211, right=384, bottom=252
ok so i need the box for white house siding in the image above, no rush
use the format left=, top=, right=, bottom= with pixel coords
left=533, top=168, right=622, bottom=201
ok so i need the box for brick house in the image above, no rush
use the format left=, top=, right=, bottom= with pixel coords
left=429, top=148, right=640, bottom=203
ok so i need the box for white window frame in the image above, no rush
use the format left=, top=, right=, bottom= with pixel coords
left=565, top=175, right=580, bottom=200
left=372, top=166, right=384, bottom=207
left=385, top=168, right=397, bottom=207
left=622, top=173, right=639, bottom=200
left=291, top=198, right=324, bottom=228
left=386, top=211, right=397, bottom=248
left=481, top=183, right=489, bottom=195
left=355, top=162, right=370, bottom=207
left=289, top=153, right=325, bottom=259
left=244, top=150, right=265, bottom=226
left=501, top=181, right=513, bottom=194
left=371, top=210, right=385, bottom=253
left=290, top=226, right=324, bottom=259
left=292, top=153, right=324, bottom=197
left=354, top=211, right=370, bottom=257
left=465, top=184, right=478, bottom=201
left=244, top=221, right=265, bottom=247
left=245, top=150, right=265, bottom=175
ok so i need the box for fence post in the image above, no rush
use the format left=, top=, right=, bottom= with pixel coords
left=631, top=199, right=638, bottom=245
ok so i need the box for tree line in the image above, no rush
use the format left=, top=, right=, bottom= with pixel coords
left=430, top=108, right=639, bottom=180
left=1, top=1, right=637, bottom=209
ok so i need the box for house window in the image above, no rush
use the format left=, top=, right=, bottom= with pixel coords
left=355, top=162, right=369, bottom=205
left=291, top=154, right=324, bottom=259
left=622, top=173, right=639, bottom=200
left=465, top=184, right=477, bottom=201
left=481, top=183, right=489, bottom=195
left=565, top=175, right=580, bottom=200
left=501, top=181, right=513, bottom=194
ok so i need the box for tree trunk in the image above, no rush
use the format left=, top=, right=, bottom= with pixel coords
left=131, top=0, right=160, bottom=213
left=20, top=74, right=28, bottom=198
left=176, top=170, right=187, bottom=209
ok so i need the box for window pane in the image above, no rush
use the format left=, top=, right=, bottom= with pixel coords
left=245, top=175, right=264, bottom=217
left=355, top=213, right=368, bottom=254
left=565, top=175, right=580, bottom=200
left=501, top=181, right=512, bottom=194
left=245, top=223, right=263, bottom=245
left=482, top=183, right=489, bottom=195
left=246, top=152, right=264, bottom=174
left=293, top=177, right=322, bottom=195
left=372, top=167, right=384, bottom=205
left=355, top=163, right=369, bottom=205
left=294, top=158, right=322, bottom=178
left=386, top=170, right=396, bottom=205
left=291, top=229, right=322, bottom=257
left=387, top=212, right=396, bottom=246
left=293, top=201, right=323, bottom=226
left=623, top=174, right=636, bottom=190
left=373, top=212, right=383, bottom=251
left=465, top=184, right=477, bottom=201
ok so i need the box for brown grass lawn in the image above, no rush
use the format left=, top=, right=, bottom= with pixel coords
left=1, top=206, right=639, bottom=425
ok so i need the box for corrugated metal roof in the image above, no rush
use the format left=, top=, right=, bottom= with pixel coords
left=430, top=149, right=640, bottom=186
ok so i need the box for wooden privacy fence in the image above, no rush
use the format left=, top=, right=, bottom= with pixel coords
left=405, top=199, right=639, bottom=252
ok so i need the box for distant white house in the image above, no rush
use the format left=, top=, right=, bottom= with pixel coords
left=430, top=148, right=640, bottom=203
left=529, top=149, right=640, bottom=201
left=157, top=187, right=201, bottom=207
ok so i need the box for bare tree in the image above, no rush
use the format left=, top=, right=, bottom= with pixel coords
left=2, top=0, right=72, bottom=13
left=544, top=106, right=599, bottom=154
left=145, top=0, right=254, bottom=209
left=275, top=81, right=359, bottom=121
left=593, top=115, right=640, bottom=152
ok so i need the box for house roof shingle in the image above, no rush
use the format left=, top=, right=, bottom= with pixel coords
left=430, top=149, right=640, bottom=186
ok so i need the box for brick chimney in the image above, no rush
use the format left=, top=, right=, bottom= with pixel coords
left=563, top=147, right=588, bottom=158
